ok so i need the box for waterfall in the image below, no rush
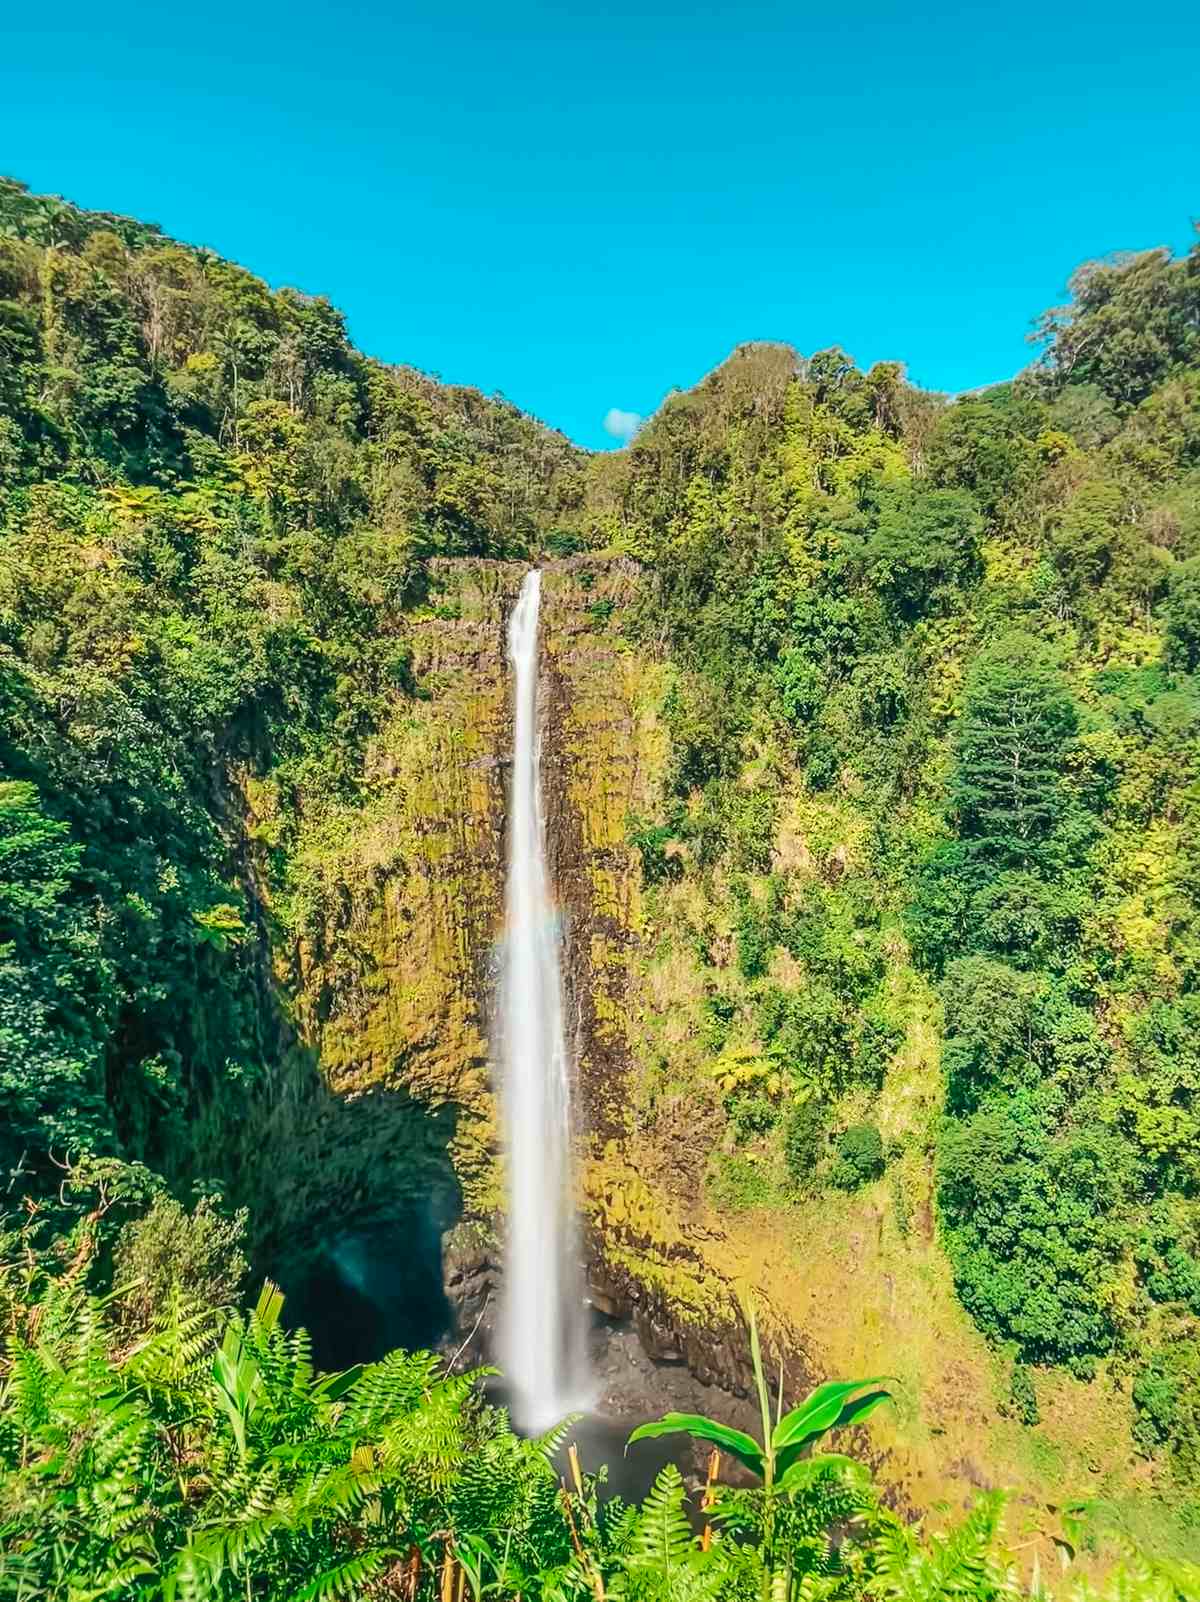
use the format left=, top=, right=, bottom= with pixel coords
left=497, top=569, right=589, bottom=1431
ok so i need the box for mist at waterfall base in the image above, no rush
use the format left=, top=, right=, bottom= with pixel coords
left=496, top=568, right=592, bottom=1432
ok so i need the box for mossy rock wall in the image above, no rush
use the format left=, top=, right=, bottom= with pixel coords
left=538, top=559, right=768, bottom=1390
left=277, top=559, right=526, bottom=1216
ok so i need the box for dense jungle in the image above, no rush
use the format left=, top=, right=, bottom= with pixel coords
left=2, top=174, right=1200, bottom=1598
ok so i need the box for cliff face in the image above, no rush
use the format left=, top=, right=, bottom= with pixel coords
left=277, top=559, right=527, bottom=1219
left=538, top=560, right=758, bottom=1390
left=256, top=554, right=925, bottom=1408
left=260, top=554, right=1139, bottom=1527
left=264, top=554, right=759, bottom=1379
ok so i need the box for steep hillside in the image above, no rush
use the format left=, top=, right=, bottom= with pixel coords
left=562, top=259, right=1200, bottom=1525
left=0, top=175, right=580, bottom=1278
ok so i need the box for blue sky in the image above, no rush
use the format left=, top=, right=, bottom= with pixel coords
left=2, top=2, right=1197, bottom=449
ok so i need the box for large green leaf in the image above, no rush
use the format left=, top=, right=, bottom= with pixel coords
left=771, top=1378, right=889, bottom=1455
left=312, top=1363, right=363, bottom=1403
left=627, top=1412, right=765, bottom=1478
left=832, top=1386, right=894, bottom=1431
left=776, top=1387, right=893, bottom=1478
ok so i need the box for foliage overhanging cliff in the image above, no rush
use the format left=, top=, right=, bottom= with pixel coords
left=2, top=174, right=1200, bottom=1513
left=0, top=174, right=581, bottom=1233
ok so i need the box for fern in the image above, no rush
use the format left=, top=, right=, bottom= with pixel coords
left=287, top=1547, right=395, bottom=1601
left=633, top=1465, right=695, bottom=1572
left=536, top=1413, right=583, bottom=1462
left=7, top=1262, right=1195, bottom=1602
left=867, top=1492, right=1020, bottom=1602
left=124, top=1289, right=217, bottom=1394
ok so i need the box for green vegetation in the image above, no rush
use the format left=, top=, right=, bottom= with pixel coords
left=586, top=238, right=1200, bottom=1492
left=3, top=172, right=1200, bottom=1581
left=0, top=174, right=579, bottom=1247
left=629, top=1302, right=893, bottom=1596
left=1, top=1228, right=1194, bottom=1601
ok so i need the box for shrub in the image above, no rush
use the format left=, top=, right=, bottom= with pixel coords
left=735, top=897, right=773, bottom=980
left=706, top=1152, right=774, bottom=1212
left=1009, top=1362, right=1041, bottom=1426
left=663, top=673, right=746, bottom=795
left=113, top=1192, right=248, bottom=1334
left=854, top=997, right=904, bottom=1087
left=829, top=1123, right=884, bottom=1190
left=700, top=990, right=737, bottom=1050
left=729, top=1094, right=778, bottom=1142
left=627, top=815, right=683, bottom=884
left=1132, top=1336, right=1200, bottom=1475
left=804, top=734, right=839, bottom=791
left=937, top=1102, right=1131, bottom=1364
left=544, top=528, right=588, bottom=556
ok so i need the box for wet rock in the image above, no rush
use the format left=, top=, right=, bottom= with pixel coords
left=588, top=1285, right=624, bottom=1319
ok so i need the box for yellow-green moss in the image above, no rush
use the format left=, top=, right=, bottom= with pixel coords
left=260, top=561, right=523, bottom=1215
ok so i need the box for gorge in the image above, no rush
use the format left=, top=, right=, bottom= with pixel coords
left=3, top=175, right=1200, bottom=1590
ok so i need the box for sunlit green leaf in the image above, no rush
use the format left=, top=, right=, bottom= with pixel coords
left=627, top=1413, right=765, bottom=1478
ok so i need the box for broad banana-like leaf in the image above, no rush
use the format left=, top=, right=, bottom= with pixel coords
left=776, top=1386, right=893, bottom=1477
left=776, top=1451, right=870, bottom=1496
left=834, top=1386, right=894, bottom=1429
left=627, top=1412, right=765, bottom=1478
left=772, top=1379, right=890, bottom=1454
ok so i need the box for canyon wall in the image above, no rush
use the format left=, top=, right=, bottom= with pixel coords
left=264, top=554, right=1138, bottom=1529
left=265, top=554, right=760, bottom=1380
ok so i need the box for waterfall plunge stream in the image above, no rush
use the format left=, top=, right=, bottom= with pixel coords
left=498, top=569, right=590, bottom=1431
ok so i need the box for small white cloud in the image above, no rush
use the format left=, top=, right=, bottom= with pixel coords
left=603, top=406, right=643, bottom=444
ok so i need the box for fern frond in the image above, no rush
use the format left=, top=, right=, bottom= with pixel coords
left=536, top=1414, right=583, bottom=1462
left=285, top=1548, right=394, bottom=1601
left=633, top=1464, right=695, bottom=1572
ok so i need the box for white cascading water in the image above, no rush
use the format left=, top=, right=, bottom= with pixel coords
left=497, top=569, right=589, bottom=1431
